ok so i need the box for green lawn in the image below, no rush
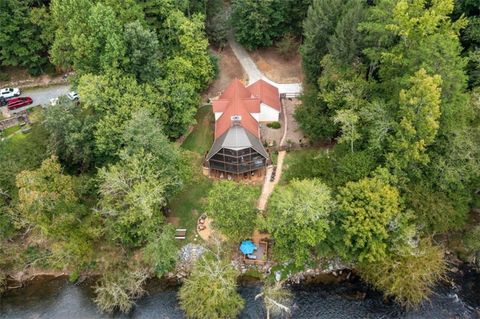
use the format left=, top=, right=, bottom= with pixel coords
left=168, top=106, right=215, bottom=242
left=2, top=124, right=21, bottom=137
left=181, top=105, right=214, bottom=155
left=169, top=166, right=212, bottom=242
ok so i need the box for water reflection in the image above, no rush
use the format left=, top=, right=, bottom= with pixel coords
left=0, top=272, right=478, bottom=319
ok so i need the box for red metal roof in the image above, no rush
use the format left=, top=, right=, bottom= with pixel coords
left=214, top=79, right=261, bottom=138
left=213, top=79, right=281, bottom=139
left=247, top=79, right=281, bottom=111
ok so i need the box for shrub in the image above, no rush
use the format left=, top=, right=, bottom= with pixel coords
left=0, top=72, right=10, bottom=82
left=464, top=225, right=480, bottom=252
left=276, top=33, right=298, bottom=59
left=179, top=251, right=244, bottom=319
left=283, top=150, right=335, bottom=185
left=359, top=240, right=445, bottom=309
left=209, top=53, right=220, bottom=80
left=94, top=268, right=148, bottom=313
left=267, top=121, right=281, bottom=129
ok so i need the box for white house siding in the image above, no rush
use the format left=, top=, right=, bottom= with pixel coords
left=259, top=103, right=280, bottom=122
left=216, top=105, right=278, bottom=122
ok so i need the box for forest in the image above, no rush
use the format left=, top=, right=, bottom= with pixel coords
left=0, top=0, right=479, bottom=317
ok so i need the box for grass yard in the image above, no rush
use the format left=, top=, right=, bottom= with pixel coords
left=168, top=106, right=215, bottom=242
left=2, top=124, right=21, bottom=137
left=169, top=167, right=212, bottom=242
left=181, top=105, right=214, bottom=155
left=280, top=149, right=320, bottom=184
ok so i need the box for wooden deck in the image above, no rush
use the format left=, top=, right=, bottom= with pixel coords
left=244, top=241, right=268, bottom=265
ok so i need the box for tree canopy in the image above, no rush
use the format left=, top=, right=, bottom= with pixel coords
left=206, top=181, right=258, bottom=242
left=264, top=179, right=335, bottom=266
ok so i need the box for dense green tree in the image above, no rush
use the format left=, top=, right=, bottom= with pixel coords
left=296, top=54, right=368, bottom=140
left=74, top=3, right=125, bottom=75
left=405, top=184, right=467, bottom=234
left=327, top=0, right=366, bottom=66
left=156, top=64, right=201, bottom=138
left=231, top=0, right=284, bottom=50
left=294, top=87, right=336, bottom=140
left=359, top=240, right=445, bottom=308
left=16, top=156, right=80, bottom=233
left=0, top=0, right=50, bottom=74
left=122, top=109, right=188, bottom=196
left=301, top=0, right=347, bottom=84
left=335, top=173, right=413, bottom=263
left=43, top=97, right=96, bottom=171
left=102, top=0, right=145, bottom=24
left=387, top=69, right=442, bottom=172
left=16, top=156, right=97, bottom=265
left=141, top=0, right=188, bottom=31
left=277, top=0, right=312, bottom=37
left=142, top=225, right=178, bottom=277
left=98, top=150, right=171, bottom=246
left=160, top=11, right=214, bottom=90
left=78, top=72, right=167, bottom=158
left=50, top=0, right=93, bottom=70
left=264, top=179, right=335, bottom=266
left=205, top=10, right=229, bottom=48
left=362, top=0, right=469, bottom=137
left=179, top=249, right=244, bottom=319
left=122, top=21, right=161, bottom=83
left=205, top=181, right=258, bottom=242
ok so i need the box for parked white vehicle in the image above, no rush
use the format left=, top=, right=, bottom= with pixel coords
left=66, top=91, right=79, bottom=101
left=0, top=87, right=21, bottom=99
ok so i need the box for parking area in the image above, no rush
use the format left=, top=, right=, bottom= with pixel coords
left=1, top=84, right=70, bottom=118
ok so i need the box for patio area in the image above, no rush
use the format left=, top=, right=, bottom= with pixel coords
left=242, top=240, right=268, bottom=265
left=259, top=97, right=307, bottom=148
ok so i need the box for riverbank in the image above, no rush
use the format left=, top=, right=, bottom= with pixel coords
left=1, top=264, right=479, bottom=319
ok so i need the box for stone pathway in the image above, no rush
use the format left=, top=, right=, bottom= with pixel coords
left=257, top=81, right=289, bottom=211
left=228, top=36, right=302, bottom=95
left=257, top=150, right=285, bottom=211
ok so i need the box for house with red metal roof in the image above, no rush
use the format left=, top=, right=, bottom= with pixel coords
left=205, top=79, right=281, bottom=179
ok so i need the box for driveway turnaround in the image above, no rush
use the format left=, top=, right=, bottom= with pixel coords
left=228, top=36, right=302, bottom=95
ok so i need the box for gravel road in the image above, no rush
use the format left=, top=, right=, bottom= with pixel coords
left=23, top=84, right=71, bottom=107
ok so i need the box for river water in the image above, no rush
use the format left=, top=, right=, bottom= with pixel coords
left=1, top=267, right=479, bottom=319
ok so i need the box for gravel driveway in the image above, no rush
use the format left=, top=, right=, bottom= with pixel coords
left=228, top=36, right=302, bottom=95
left=3, top=84, right=70, bottom=116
